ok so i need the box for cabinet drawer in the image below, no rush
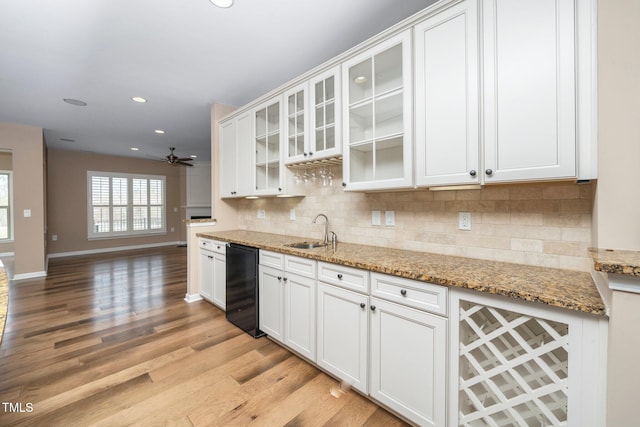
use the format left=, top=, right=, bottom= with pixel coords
left=259, top=250, right=284, bottom=269
left=199, top=238, right=227, bottom=254
left=371, top=272, right=447, bottom=317
left=318, top=262, right=369, bottom=294
left=284, top=255, right=317, bottom=279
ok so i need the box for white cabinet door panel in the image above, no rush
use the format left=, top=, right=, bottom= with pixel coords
left=284, top=274, right=316, bottom=361
left=258, top=265, right=284, bottom=342
left=415, top=0, right=479, bottom=187
left=483, top=0, right=576, bottom=182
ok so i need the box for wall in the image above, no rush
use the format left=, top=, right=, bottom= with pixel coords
left=0, top=151, right=13, bottom=254
left=595, top=0, right=640, bottom=426
left=47, top=148, right=184, bottom=255
left=237, top=172, right=594, bottom=272
left=0, top=122, right=46, bottom=276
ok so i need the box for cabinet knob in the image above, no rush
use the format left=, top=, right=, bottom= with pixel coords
left=400, top=289, right=407, bottom=296
left=278, top=187, right=282, bottom=192
left=485, top=169, right=493, bottom=176
left=283, top=277, right=288, bottom=282
left=469, top=170, right=477, bottom=177
left=216, top=246, right=221, bottom=250
left=337, top=274, right=343, bottom=280
left=309, top=152, right=313, bottom=156
left=342, top=182, right=346, bottom=188
left=360, top=303, right=366, bottom=309
left=370, top=305, right=376, bottom=312
left=277, top=276, right=282, bottom=281
left=208, top=255, right=213, bottom=260
left=304, top=152, right=308, bottom=157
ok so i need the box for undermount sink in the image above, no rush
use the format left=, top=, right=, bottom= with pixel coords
left=285, top=241, right=327, bottom=249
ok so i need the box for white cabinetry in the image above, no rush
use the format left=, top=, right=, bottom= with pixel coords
left=414, top=0, right=480, bottom=187
left=198, top=238, right=226, bottom=310
left=284, top=82, right=310, bottom=165
left=369, top=272, right=448, bottom=426
left=342, top=30, right=413, bottom=191
left=482, top=0, right=577, bottom=183
left=310, top=66, right=342, bottom=160
left=259, top=250, right=317, bottom=361
left=317, top=281, right=369, bottom=393
left=254, top=96, right=284, bottom=195
left=450, top=289, right=606, bottom=427
left=220, top=112, right=252, bottom=197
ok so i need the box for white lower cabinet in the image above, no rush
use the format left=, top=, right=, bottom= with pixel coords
left=259, top=251, right=317, bottom=361
left=450, top=288, right=607, bottom=427
left=316, top=281, right=369, bottom=394
left=369, top=297, right=447, bottom=427
left=199, top=239, right=226, bottom=310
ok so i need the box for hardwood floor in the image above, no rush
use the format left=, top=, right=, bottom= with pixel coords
left=0, top=246, right=409, bottom=426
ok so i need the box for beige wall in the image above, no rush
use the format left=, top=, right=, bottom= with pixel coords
left=0, top=122, right=46, bottom=276
left=596, top=0, right=640, bottom=426
left=238, top=178, right=594, bottom=272
left=0, top=151, right=13, bottom=254
left=47, top=148, right=184, bottom=254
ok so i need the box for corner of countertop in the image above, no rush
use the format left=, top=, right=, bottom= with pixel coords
left=589, top=247, right=640, bottom=277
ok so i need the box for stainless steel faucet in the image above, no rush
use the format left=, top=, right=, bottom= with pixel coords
left=312, top=213, right=329, bottom=245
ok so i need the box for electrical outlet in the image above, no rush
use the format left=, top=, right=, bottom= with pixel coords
left=257, top=209, right=266, bottom=219
left=385, top=210, right=395, bottom=226
left=23, top=209, right=31, bottom=218
left=170, top=227, right=175, bottom=232
left=458, top=212, right=471, bottom=231
left=372, top=210, right=381, bottom=226
left=52, top=234, right=58, bottom=241
left=290, top=208, right=296, bottom=221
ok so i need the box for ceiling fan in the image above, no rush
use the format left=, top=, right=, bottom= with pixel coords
left=164, top=147, right=194, bottom=167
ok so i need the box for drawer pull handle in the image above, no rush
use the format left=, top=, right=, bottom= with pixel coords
left=400, top=289, right=407, bottom=296
left=370, top=305, right=376, bottom=312
left=360, top=303, right=366, bottom=309
left=337, top=274, right=343, bottom=280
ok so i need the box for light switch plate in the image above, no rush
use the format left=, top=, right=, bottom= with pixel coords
left=385, top=210, right=395, bottom=226
left=372, top=210, right=381, bottom=226
left=257, top=209, right=266, bottom=219
left=289, top=208, right=296, bottom=221
left=23, top=209, right=32, bottom=218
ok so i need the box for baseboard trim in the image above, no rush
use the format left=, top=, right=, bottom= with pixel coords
left=12, top=271, right=47, bottom=281
left=184, top=293, right=203, bottom=303
left=48, top=241, right=183, bottom=259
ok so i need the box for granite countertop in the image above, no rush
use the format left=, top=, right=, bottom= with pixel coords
left=199, top=230, right=606, bottom=316
left=589, top=247, right=640, bottom=277
left=0, top=268, right=7, bottom=346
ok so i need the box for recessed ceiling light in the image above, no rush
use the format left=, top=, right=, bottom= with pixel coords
left=60, top=138, right=76, bottom=142
left=209, top=0, right=234, bottom=7
left=190, top=155, right=197, bottom=158
left=154, top=129, right=166, bottom=134
left=63, top=98, right=87, bottom=106
left=131, top=147, right=139, bottom=151
left=131, top=96, right=147, bottom=103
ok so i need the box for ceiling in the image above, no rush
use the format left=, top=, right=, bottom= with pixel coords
left=0, top=0, right=435, bottom=162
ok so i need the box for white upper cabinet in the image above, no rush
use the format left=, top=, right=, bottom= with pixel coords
left=342, top=30, right=413, bottom=191
left=220, top=112, right=252, bottom=198
left=310, top=66, right=342, bottom=160
left=254, top=96, right=284, bottom=195
left=414, top=0, right=480, bottom=187
left=482, top=0, right=577, bottom=183
left=284, top=82, right=310, bottom=165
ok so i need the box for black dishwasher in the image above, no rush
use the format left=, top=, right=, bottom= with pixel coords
left=225, top=243, right=264, bottom=338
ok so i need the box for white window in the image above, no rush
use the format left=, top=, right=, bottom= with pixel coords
left=87, top=171, right=166, bottom=239
left=0, top=172, right=13, bottom=241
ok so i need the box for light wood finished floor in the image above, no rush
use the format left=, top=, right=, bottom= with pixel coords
left=0, top=246, right=408, bottom=426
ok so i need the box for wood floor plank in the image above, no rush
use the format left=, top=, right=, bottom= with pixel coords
left=0, top=246, right=409, bottom=426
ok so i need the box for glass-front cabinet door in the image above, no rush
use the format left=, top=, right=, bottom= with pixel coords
left=254, top=96, right=283, bottom=194
left=342, top=30, right=413, bottom=191
left=284, top=83, right=309, bottom=165
left=310, top=66, right=341, bottom=160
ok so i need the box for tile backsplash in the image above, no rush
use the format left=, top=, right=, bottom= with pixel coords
left=237, top=171, right=594, bottom=272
